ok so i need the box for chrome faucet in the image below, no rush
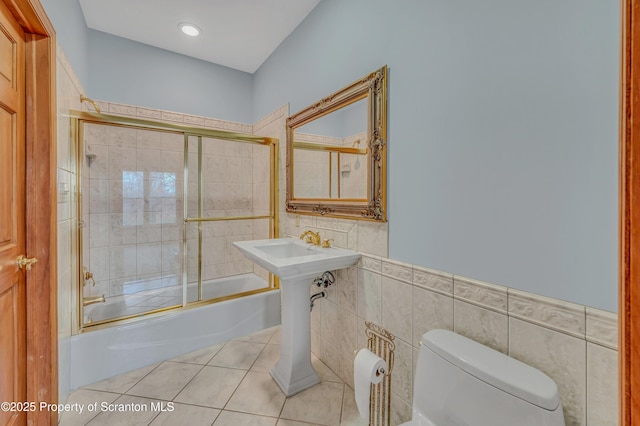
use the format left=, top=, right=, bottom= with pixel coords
left=299, top=230, right=321, bottom=246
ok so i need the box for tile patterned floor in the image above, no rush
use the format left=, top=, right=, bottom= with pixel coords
left=60, top=326, right=367, bottom=426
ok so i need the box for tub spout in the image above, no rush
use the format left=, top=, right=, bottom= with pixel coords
left=83, top=295, right=105, bottom=306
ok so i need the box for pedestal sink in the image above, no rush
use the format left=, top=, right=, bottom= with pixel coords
left=233, top=238, right=361, bottom=396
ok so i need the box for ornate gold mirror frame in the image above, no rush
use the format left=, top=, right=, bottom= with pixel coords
left=286, top=65, right=387, bottom=221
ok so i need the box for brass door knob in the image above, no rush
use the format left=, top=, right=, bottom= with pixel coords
left=16, top=255, right=38, bottom=271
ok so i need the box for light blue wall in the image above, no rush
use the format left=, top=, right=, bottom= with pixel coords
left=41, top=0, right=253, bottom=122
left=255, top=0, right=620, bottom=312
left=87, top=30, right=253, bottom=122
left=41, top=0, right=90, bottom=87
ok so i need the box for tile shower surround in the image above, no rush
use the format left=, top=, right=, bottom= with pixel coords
left=55, top=60, right=618, bottom=424
left=83, top=119, right=271, bottom=300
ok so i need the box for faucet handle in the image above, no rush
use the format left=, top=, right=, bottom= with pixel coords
left=83, top=268, right=96, bottom=287
left=321, top=239, right=334, bottom=248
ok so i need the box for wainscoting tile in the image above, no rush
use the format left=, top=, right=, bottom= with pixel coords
left=509, top=318, right=586, bottom=426
left=390, top=392, right=412, bottom=426
left=454, top=300, right=508, bottom=354
left=390, top=338, right=414, bottom=404
left=413, top=286, right=454, bottom=346
left=161, top=111, right=183, bottom=123
left=321, top=299, right=339, bottom=349
left=184, top=114, right=205, bottom=126
left=204, top=118, right=225, bottom=129
left=381, top=276, right=413, bottom=343
left=337, top=266, right=357, bottom=313
left=337, top=308, right=358, bottom=358
left=357, top=269, right=382, bottom=324
left=413, top=265, right=453, bottom=296
left=381, top=258, right=413, bottom=284
left=360, top=254, right=382, bottom=273
left=586, top=307, right=618, bottom=350
left=453, top=275, right=507, bottom=313
left=108, top=102, right=136, bottom=116
left=356, top=221, right=388, bottom=257
left=508, top=289, right=585, bottom=338
left=312, top=354, right=342, bottom=383
left=136, top=107, right=162, bottom=120
left=587, top=343, right=618, bottom=426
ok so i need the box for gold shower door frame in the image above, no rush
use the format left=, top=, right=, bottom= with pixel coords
left=71, top=111, right=279, bottom=331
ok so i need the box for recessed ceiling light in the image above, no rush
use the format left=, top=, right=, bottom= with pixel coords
left=179, top=23, right=201, bottom=37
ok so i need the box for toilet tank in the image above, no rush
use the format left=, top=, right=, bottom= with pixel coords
left=411, top=330, right=565, bottom=426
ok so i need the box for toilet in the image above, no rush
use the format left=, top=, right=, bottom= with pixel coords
left=401, top=329, right=565, bottom=426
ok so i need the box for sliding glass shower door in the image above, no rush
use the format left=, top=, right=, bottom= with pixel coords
left=75, top=113, right=277, bottom=329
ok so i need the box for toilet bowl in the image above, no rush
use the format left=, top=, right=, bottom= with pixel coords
left=400, top=329, right=565, bottom=426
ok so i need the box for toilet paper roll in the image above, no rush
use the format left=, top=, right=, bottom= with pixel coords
left=354, top=348, right=387, bottom=423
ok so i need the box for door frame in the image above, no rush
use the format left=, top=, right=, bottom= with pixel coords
left=621, top=0, right=640, bottom=424
left=3, top=0, right=56, bottom=424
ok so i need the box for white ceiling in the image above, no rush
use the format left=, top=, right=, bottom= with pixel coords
left=78, top=0, right=321, bottom=74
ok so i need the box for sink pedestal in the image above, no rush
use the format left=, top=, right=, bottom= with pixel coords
left=270, top=278, right=320, bottom=396
left=232, top=238, right=361, bottom=397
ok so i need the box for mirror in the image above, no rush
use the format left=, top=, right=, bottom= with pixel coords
left=286, top=66, right=387, bottom=221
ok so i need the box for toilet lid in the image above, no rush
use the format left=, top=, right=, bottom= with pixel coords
left=422, top=330, right=561, bottom=410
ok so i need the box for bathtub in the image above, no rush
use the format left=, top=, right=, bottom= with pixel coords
left=83, top=273, right=271, bottom=324
left=69, top=281, right=280, bottom=389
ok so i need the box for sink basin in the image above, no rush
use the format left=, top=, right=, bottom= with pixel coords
left=233, top=237, right=361, bottom=397
left=233, top=238, right=361, bottom=281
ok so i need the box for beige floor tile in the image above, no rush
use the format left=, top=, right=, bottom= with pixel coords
left=84, top=363, right=159, bottom=394
left=85, top=395, right=161, bottom=425
left=269, top=328, right=281, bottom=345
left=311, top=355, right=341, bottom=383
left=70, top=326, right=353, bottom=426
left=277, top=420, right=324, bottom=426
left=280, top=382, right=344, bottom=426
left=149, top=402, right=220, bottom=425
left=208, top=340, right=266, bottom=369
left=58, top=389, right=120, bottom=426
left=174, top=365, right=246, bottom=408
left=213, top=410, right=278, bottom=426
left=251, top=343, right=280, bottom=372
left=170, top=342, right=225, bottom=364
left=234, top=325, right=279, bottom=344
left=340, top=387, right=367, bottom=426
left=225, top=371, right=286, bottom=417
left=126, top=361, right=202, bottom=400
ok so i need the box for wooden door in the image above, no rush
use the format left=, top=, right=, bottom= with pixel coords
left=0, top=1, right=26, bottom=425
